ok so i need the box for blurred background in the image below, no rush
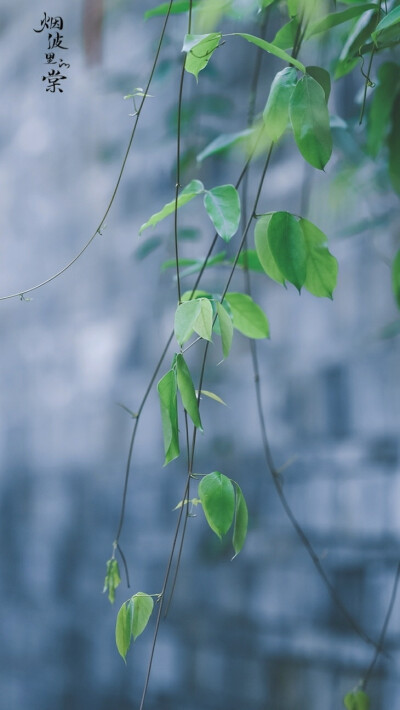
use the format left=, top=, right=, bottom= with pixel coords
left=0, top=1, right=400, bottom=708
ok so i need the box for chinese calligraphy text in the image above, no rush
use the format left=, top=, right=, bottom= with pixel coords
left=34, top=12, right=70, bottom=93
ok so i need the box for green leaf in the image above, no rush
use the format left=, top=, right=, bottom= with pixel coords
left=198, top=471, right=235, bottom=538
left=235, top=249, right=265, bottom=273
left=263, top=67, right=298, bottom=142
left=367, top=63, right=400, bottom=158
left=197, top=128, right=255, bottom=162
left=306, top=65, right=331, bottom=102
left=174, top=298, right=213, bottom=343
left=334, top=10, right=378, bottom=79
left=203, top=185, right=241, bottom=242
left=306, top=4, right=376, bottom=39
left=183, top=33, right=222, bottom=80
left=216, top=302, right=233, bottom=358
left=230, top=33, right=305, bottom=73
left=232, top=483, right=248, bottom=557
left=343, top=690, right=370, bottom=710
left=174, top=300, right=201, bottom=345
left=388, top=94, right=400, bottom=196
left=194, top=298, right=214, bottom=341
left=255, top=214, right=286, bottom=286
left=392, top=250, right=400, bottom=310
left=299, top=218, right=338, bottom=298
left=162, top=253, right=227, bottom=278
left=144, top=1, right=199, bottom=18
left=267, top=211, right=306, bottom=291
left=157, top=369, right=179, bottom=465
left=372, top=6, right=400, bottom=48
left=103, top=558, right=121, bottom=604
left=115, top=602, right=132, bottom=662
left=197, top=389, right=227, bottom=406
left=289, top=74, right=332, bottom=170
left=224, top=292, right=270, bottom=339
left=271, top=18, right=299, bottom=49
left=131, top=593, right=154, bottom=641
left=134, top=235, right=162, bottom=260
left=139, top=180, right=204, bottom=234
left=176, top=354, right=203, bottom=430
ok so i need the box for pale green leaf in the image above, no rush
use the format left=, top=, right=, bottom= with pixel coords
left=334, top=10, right=378, bottom=79
left=203, top=185, right=241, bottom=242
left=230, top=33, right=305, bottom=73
left=194, top=298, right=213, bottom=341
left=232, top=483, right=248, bottom=557
left=224, top=292, right=269, bottom=339
left=216, top=302, right=233, bottom=358
left=197, top=389, right=227, bottom=406
left=198, top=471, right=235, bottom=538
left=115, top=602, right=132, bottom=662
left=174, top=300, right=202, bottom=345
left=306, top=65, right=331, bottom=102
left=103, top=558, right=121, bottom=604
left=157, top=369, right=179, bottom=465
left=255, top=214, right=286, bottom=286
left=306, top=4, right=376, bottom=39
left=367, top=63, right=400, bottom=158
left=300, top=218, right=338, bottom=298
left=139, top=180, right=204, bottom=234
left=289, top=75, right=332, bottom=170
left=197, top=129, right=255, bottom=162
left=176, top=353, right=203, bottom=430
left=131, top=593, right=154, bottom=641
left=267, top=211, right=306, bottom=291
left=263, top=67, right=298, bottom=142
left=392, top=250, right=400, bottom=310
left=144, top=1, right=199, bottom=18
left=183, top=33, right=222, bottom=80
left=235, top=249, right=264, bottom=273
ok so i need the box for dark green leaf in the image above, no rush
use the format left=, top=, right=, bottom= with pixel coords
left=103, top=558, right=121, bottom=604
left=197, top=128, right=255, bottom=162
left=267, top=211, right=306, bottom=291
left=388, top=94, right=400, bottom=196
left=134, top=236, right=162, bottom=260
left=157, top=369, right=179, bottom=465
left=176, top=354, right=203, bottom=430
left=343, top=690, right=370, bottom=710
left=367, top=63, right=400, bottom=158
left=289, top=75, right=332, bottom=170
left=198, top=471, right=235, bottom=538
left=115, top=602, right=132, bottom=662
left=216, top=302, right=233, bottom=358
left=224, top=292, right=270, bottom=339
left=300, top=218, right=338, bottom=298
left=263, top=67, right=298, bottom=142
left=203, top=185, right=241, bottom=242
left=139, top=180, right=204, bottom=233
left=183, top=33, right=222, bottom=80
left=306, top=4, right=376, bottom=39
left=392, top=250, right=400, bottom=310
left=372, top=6, right=400, bottom=48
left=230, top=33, right=305, bottom=73
left=131, top=593, right=154, bottom=641
left=306, top=66, right=331, bottom=102
left=232, top=483, right=248, bottom=557
left=271, top=18, right=299, bottom=49
left=255, top=215, right=286, bottom=285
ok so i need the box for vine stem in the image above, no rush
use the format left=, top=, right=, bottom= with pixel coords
left=0, top=1, right=175, bottom=302
left=362, top=561, right=400, bottom=689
